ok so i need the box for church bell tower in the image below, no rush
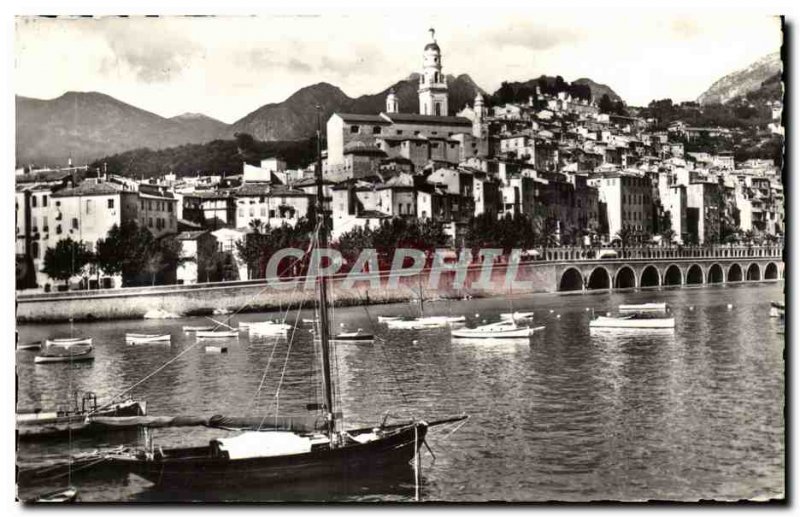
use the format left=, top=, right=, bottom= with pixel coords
left=418, top=28, right=449, bottom=117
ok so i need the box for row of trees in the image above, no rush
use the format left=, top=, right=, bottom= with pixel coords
left=42, top=221, right=182, bottom=287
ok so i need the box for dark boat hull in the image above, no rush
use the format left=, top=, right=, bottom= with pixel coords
left=115, top=423, right=427, bottom=487
left=17, top=401, right=147, bottom=441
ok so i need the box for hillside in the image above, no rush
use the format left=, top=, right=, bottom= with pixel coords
left=489, top=75, right=623, bottom=107
left=697, top=52, right=782, bottom=105
left=226, top=73, right=486, bottom=141
left=16, top=92, right=228, bottom=167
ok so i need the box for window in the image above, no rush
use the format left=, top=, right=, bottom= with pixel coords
left=431, top=131, right=438, bottom=136
left=396, top=130, right=403, bottom=135
left=32, top=241, right=39, bottom=259
left=249, top=208, right=254, bottom=217
left=42, top=195, right=48, bottom=207
left=148, top=218, right=153, bottom=228
left=31, top=196, right=37, bottom=208
left=350, top=125, right=359, bottom=134
left=260, top=207, right=266, bottom=217
left=86, top=199, right=93, bottom=214
left=43, top=216, right=48, bottom=232
left=56, top=201, right=60, bottom=207
left=238, top=208, right=244, bottom=217
left=269, top=210, right=275, bottom=218
left=72, top=218, right=79, bottom=230
left=108, top=198, right=114, bottom=209
left=31, top=216, right=38, bottom=231
left=141, top=200, right=145, bottom=210
left=372, top=126, right=382, bottom=135
left=148, top=201, right=153, bottom=210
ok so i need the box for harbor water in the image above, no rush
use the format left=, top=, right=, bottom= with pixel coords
left=16, top=282, right=785, bottom=502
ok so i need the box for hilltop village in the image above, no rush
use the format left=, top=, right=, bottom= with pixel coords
left=15, top=30, right=784, bottom=291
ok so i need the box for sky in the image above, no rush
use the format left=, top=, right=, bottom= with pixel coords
left=14, top=14, right=783, bottom=124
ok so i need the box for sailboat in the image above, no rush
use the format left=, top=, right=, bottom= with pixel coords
left=384, top=275, right=465, bottom=330
left=100, top=106, right=466, bottom=490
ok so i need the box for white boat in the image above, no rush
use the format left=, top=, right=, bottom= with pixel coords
left=143, top=308, right=180, bottom=320
left=331, top=329, right=374, bottom=342
left=377, top=316, right=402, bottom=323
left=205, top=345, right=228, bottom=354
left=125, top=333, right=171, bottom=344
left=45, top=337, right=93, bottom=347
left=302, top=318, right=319, bottom=324
left=238, top=321, right=279, bottom=330
left=589, top=315, right=675, bottom=329
left=183, top=325, right=214, bottom=332
left=35, top=344, right=95, bottom=364
left=451, top=321, right=542, bottom=339
left=385, top=315, right=466, bottom=330
left=500, top=311, right=534, bottom=320
left=618, top=303, right=667, bottom=313
left=195, top=330, right=239, bottom=339
left=248, top=322, right=292, bottom=336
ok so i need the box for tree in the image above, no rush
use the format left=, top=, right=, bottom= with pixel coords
left=614, top=227, right=636, bottom=249
left=95, top=221, right=154, bottom=286
left=42, top=238, right=93, bottom=286
left=598, top=94, right=615, bottom=114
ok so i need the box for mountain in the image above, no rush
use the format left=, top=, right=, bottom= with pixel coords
left=16, top=92, right=227, bottom=167
left=170, top=112, right=228, bottom=141
left=227, top=74, right=486, bottom=141
left=697, top=52, right=782, bottom=105
left=572, top=78, right=622, bottom=103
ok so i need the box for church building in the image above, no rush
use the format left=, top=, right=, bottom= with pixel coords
left=326, top=29, right=488, bottom=178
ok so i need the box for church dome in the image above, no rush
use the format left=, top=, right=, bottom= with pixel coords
left=424, top=41, right=440, bottom=52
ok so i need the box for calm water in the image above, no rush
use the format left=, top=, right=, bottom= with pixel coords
left=16, top=283, right=785, bottom=502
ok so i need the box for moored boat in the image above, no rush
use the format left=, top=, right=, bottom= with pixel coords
left=35, top=344, right=94, bottom=364
left=500, top=311, right=534, bottom=320
left=44, top=337, right=92, bottom=347
left=618, top=303, right=668, bottom=313
left=195, top=330, right=239, bottom=339
left=205, top=345, right=228, bottom=354
left=385, top=315, right=466, bottom=330
left=331, top=329, right=374, bottom=342
left=17, top=395, right=147, bottom=441
left=183, top=325, right=215, bottom=332
left=125, top=333, right=171, bottom=344
left=377, top=316, right=402, bottom=323
left=30, top=487, right=78, bottom=503
left=451, top=321, right=541, bottom=339
left=17, top=341, right=42, bottom=351
left=589, top=314, right=675, bottom=329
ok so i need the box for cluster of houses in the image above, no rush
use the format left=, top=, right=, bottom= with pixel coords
left=15, top=29, right=784, bottom=291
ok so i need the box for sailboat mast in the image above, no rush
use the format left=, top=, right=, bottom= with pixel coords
left=314, top=106, right=335, bottom=436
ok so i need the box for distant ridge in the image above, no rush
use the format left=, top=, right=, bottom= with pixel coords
left=697, top=52, right=782, bottom=105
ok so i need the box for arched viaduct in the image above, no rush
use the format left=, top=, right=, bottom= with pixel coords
left=552, top=245, right=783, bottom=292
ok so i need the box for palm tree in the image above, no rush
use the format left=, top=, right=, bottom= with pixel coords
left=249, top=218, right=265, bottom=235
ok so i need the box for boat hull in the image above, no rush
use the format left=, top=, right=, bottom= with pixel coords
left=196, top=331, right=239, bottom=339
left=17, top=400, right=147, bottom=441
left=34, top=351, right=94, bottom=364
left=589, top=317, right=675, bottom=329
left=111, top=423, right=427, bottom=488
left=451, top=327, right=538, bottom=338
left=45, top=338, right=92, bottom=347
left=618, top=303, right=667, bottom=313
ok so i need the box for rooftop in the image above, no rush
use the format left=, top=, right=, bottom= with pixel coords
left=51, top=181, right=123, bottom=198
left=383, top=112, right=472, bottom=127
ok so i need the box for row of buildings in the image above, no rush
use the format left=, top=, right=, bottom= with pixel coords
left=15, top=29, right=784, bottom=291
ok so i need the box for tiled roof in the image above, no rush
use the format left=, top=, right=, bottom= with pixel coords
left=51, top=181, right=122, bottom=198
left=334, top=113, right=391, bottom=124
left=383, top=113, right=472, bottom=127
left=176, top=230, right=209, bottom=241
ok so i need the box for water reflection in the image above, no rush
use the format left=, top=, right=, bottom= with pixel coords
left=16, top=283, right=784, bottom=502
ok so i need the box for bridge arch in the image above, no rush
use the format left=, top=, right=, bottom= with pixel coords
left=707, top=263, right=724, bottom=284
left=746, top=263, right=761, bottom=281
left=764, top=262, right=778, bottom=280
left=640, top=265, right=660, bottom=288
left=558, top=267, right=584, bottom=292
left=614, top=266, right=636, bottom=289
left=587, top=267, right=611, bottom=290
left=663, top=264, right=683, bottom=286
left=727, top=263, right=743, bottom=282
left=686, top=264, right=704, bottom=285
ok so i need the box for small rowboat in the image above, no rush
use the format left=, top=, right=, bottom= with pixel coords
left=205, top=345, right=228, bottom=354
left=196, top=330, right=239, bottom=339
left=17, top=341, right=42, bottom=351
left=385, top=316, right=466, bottom=330
left=125, top=333, right=171, bottom=344
left=451, top=321, right=541, bottom=339
left=35, top=344, right=94, bottom=364
left=238, top=321, right=274, bottom=330
left=331, top=329, right=374, bottom=342
left=619, top=303, right=667, bottom=313
left=45, top=337, right=92, bottom=347
left=589, top=315, right=675, bottom=329
left=377, top=316, right=402, bottom=323
left=31, top=487, right=78, bottom=503
left=248, top=322, right=291, bottom=336
left=500, top=311, right=534, bottom=320
left=183, top=325, right=215, bottom=332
